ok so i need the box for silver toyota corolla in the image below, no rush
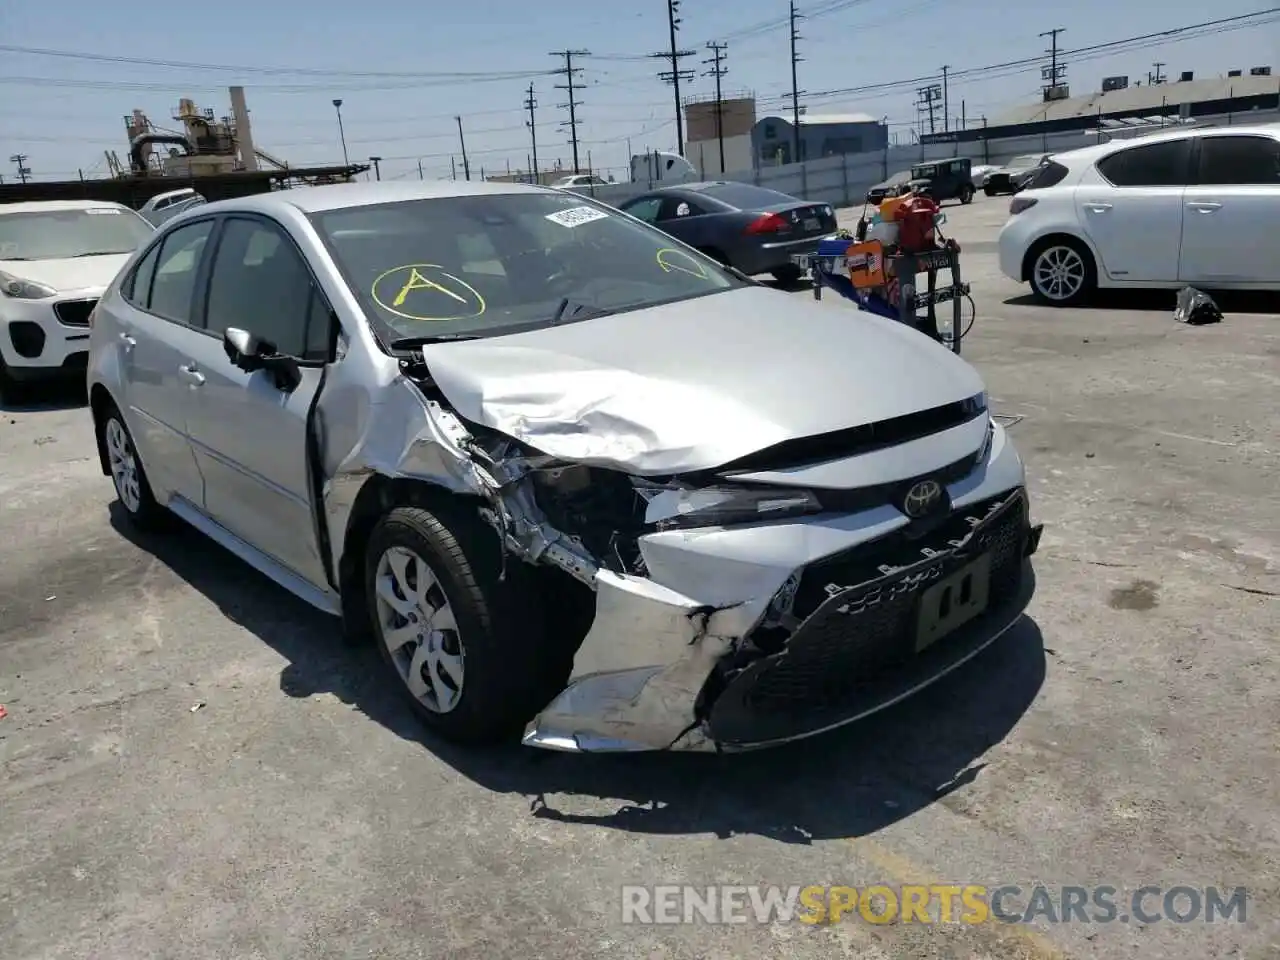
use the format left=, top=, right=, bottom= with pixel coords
left=86, top=180, right=1041, bottom=753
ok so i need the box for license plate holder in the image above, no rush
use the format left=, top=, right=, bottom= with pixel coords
left=803, top=217, right=820, bottom=232
left=915, top=553, right=992, bottom=652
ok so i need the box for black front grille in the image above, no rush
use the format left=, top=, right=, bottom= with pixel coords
left=54, top=298, right=97, bottom=327
left=706, top=489, right=1030, bottom=746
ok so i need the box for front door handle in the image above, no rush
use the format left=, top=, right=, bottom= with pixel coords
left=1186, top=201, right=1222, bottom=212
left=118, top=332, right=136, bottom=350
left=178, top=363, right=205, bottom=387
left=1082, top=201, right=1113, bottom=213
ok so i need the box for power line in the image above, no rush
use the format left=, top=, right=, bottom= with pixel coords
left=650, top=0, right=696, bottom=155
left=767, top=9, right=1280, bottom=104
left=789, top=1, right=805, bottom=163
left=703, top=41, right=729, bottom=173
left=0, top=43, right=556, bottom=81
left=551, top=49, right=589, bottom=173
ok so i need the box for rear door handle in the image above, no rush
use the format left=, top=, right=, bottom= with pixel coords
left=178, top=363, right=205, bottom=387
left=1187, top=201, right=1222, bottom=212
left=1082, top=202, right=1113, bottom=213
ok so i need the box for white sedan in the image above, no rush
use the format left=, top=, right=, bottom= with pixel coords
left=0, top=200, right=155, bottom=398
left=997, top=123, right=1280, bottom=305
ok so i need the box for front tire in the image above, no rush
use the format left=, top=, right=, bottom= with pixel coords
left=1027, top=238, right=1096, bottom=307
left=984, top=183, right=997, bottom=197
left=0, top=353, right=29, bottom=406
left=960, top=185, right=974, bottom=204
left=364, top=503, right=568, bottom=745
left=100, top=405, right=166, bottom=530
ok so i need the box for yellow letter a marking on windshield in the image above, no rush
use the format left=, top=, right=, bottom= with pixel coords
left=393, top=267, right=467, bottom=307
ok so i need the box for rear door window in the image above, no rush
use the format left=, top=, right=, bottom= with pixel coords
left=1096, top=139, right=1192, bottom=187
left=1195, top=135, right=1280, bottom=185
left=621, top=197, right=663, bottom=223
left=147, top=220, right=214, bottom=323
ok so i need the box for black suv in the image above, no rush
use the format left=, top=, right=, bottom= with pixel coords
left=906, top=157, right=976, bottom=205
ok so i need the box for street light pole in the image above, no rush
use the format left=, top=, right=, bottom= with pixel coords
left=332, top=99, right=350, bottom=167
left=369, top=156, right=382, bottom=180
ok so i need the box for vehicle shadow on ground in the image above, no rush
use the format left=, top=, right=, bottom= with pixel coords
left=0, top=379, right=87, bottom=413
left=111, top=507, right=1048, bottom=843
left=1003, top=289, right=1280, bottom=315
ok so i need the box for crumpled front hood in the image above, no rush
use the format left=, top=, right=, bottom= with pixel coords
left=422, top=285, right=984, bottom=475
left=0, top=254, right=131, bottom=293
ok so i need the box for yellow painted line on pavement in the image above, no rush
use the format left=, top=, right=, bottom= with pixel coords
left=849, top=837, right=1068, bottom=959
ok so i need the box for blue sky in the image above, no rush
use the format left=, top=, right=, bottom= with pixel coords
left=1, top=0, right=1275, bottom=183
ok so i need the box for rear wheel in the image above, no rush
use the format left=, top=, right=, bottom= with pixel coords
left=1027, top=238, right=1096, bottom=307
left=959, top=184, right=974, bottom=204
left=772, top=263, right=804, bottom=285
left=984, top=183, right=997, bottom=197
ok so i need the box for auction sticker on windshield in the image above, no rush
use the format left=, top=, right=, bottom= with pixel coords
left=85, top=208, right=123, bottom=215
left=371, top=263, right=486, bottom=322
left=545, top=206, right=610, bottom=228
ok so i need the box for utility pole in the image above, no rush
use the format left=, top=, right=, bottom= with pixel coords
left=451, top=156, right=457, bottom=180
left=418, top=159, right=424, bottom=180
left=915, top=84, right=941, bottom=136
left=940, top=65, right=950, bottom=132
left=524, top=82, right=540, bottom=185
left=331, top=100, right=349, bottom=167
left=703, top=41, right=728, bottom=173
left=551, top=49, right=589, bottom=173
left=9, top=153, right=31, bottom=184
left=789, top=1, right=805, bottom=164
left=649, top=0, right=695, bottom=156
left=1150, top=61, right=1166, bottom=84
left=1040, top=28, right=1067, bottom=100
left=455, top=116, right=471, bottom=181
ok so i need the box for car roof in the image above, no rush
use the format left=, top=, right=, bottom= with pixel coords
left=0, top=199, right=133, bottom=216
left=1051, top=121, right=1280, bottom=165
left=189, top=178, right=556, bottom=217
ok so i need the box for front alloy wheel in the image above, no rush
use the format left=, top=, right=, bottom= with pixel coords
left=373, top=545, right=465, bottom=713
left=1030, top=242, right=1094, bottom=306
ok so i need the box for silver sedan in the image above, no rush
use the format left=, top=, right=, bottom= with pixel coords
left=86, top=180, right=1041, bottom=753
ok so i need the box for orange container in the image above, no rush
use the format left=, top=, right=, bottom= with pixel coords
left=878, top=194, right=907, bottom=222
left=844, top=239, right=886, bottom=289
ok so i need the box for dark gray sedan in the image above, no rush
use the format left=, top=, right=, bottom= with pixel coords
left=617, top=181, right=837, bottom=284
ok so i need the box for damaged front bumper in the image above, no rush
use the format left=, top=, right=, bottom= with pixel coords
left=522, top=426, right=1043, bottom=754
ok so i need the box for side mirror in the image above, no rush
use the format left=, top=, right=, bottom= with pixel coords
left=223, top=326, right=302, bottom=393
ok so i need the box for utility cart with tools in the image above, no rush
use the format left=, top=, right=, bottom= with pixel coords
left=790, top=192, right=973, bottom=353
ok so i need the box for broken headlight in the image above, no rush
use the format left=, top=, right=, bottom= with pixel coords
left=633, top=480, right=822, bottom=530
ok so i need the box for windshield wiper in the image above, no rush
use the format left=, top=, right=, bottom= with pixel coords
left=69, top=250, right=128, bottom=258
left=389, top=334, right=481, bottom=350
left=548, top=298, right=611, bottom=325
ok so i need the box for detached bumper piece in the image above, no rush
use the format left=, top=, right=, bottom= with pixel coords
left=706, top=489, right=1038, bottom=749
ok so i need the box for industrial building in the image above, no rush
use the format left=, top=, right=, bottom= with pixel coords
left=923, top=66, right=1278, bottom=144
left=751, top=111, right=889, bottom=167
left=682, top=91, right=757, bottom=176
left=0, top=86, right=365, bottom=206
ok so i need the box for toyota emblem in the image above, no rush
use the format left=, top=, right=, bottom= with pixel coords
left=902, top=479, right=944, bottom=518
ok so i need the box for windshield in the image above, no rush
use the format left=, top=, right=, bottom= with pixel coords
left=311, top=192, right=743, bottom=343
left=0, top=208, right=155, bottom=261
left=1008, top=155, right=1044, bottom=169
left=911, top=164, right=937, bottom=178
